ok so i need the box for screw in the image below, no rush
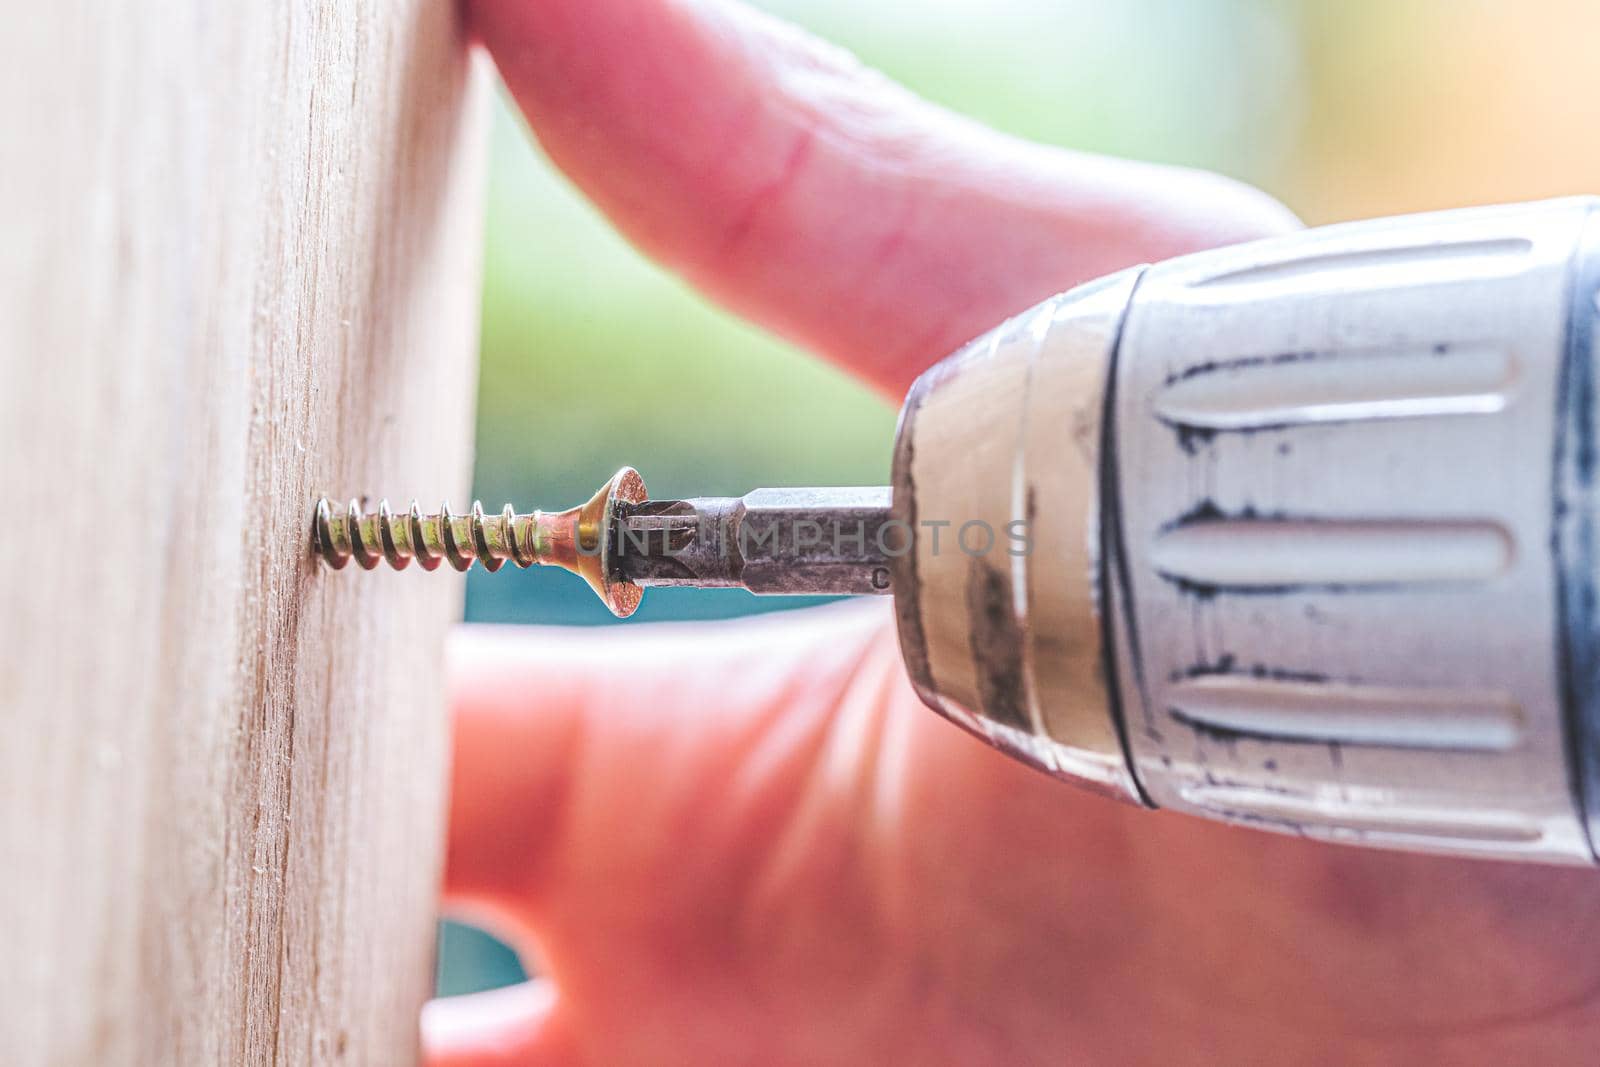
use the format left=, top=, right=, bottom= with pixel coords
left=313, top=467, right=648, bottom=617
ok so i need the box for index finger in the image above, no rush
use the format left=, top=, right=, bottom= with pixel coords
left=466, top=0, right=1299, bottom=395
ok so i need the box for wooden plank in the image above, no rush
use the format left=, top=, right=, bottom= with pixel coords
left=0, top=2, right=488, bottom=1062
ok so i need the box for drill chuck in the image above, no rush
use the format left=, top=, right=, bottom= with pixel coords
left=889, top=197, right=1600, bottom=865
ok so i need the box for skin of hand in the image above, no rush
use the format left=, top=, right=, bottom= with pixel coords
left=425, top=1, right=1600, bottom=1064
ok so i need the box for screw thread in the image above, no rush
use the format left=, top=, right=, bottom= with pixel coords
left=313, top=498, right=549, bottom=573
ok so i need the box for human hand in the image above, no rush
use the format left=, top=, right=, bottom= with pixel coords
left=424, top=2, right=1600, bottom=1063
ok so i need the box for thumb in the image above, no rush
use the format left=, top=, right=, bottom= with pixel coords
left=422, top=982, right=575, bottom=1067
left=431, top=604, right=923, bottom=1063
left=439, top=603, right=906, bottom=926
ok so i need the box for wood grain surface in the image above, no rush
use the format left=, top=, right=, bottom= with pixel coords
left=0, top=2, right=488, bottom=1062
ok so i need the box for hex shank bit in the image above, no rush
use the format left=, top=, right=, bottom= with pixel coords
left=614, top=487, right=895, bottom=596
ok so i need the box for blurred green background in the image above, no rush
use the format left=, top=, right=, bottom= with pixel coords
left=438, top=0, right=1600, bottom=996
